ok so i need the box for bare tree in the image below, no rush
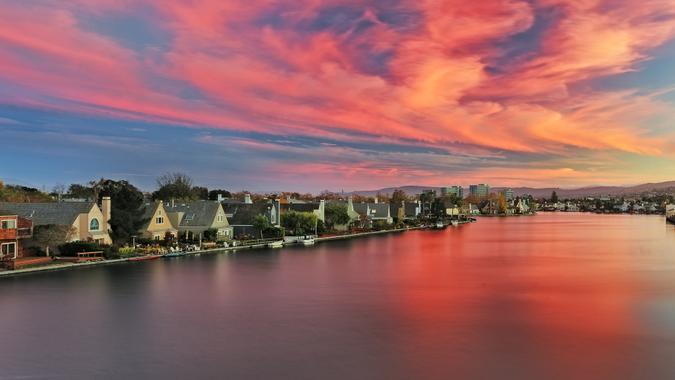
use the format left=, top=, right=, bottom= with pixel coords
left=30, top=225, right=76, bottom=256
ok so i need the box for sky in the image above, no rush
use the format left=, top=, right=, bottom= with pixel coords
left=1, top=0, right=675, bottom=193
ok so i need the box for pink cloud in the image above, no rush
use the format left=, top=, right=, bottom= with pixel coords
left=1, top=0, right=675, bottom=187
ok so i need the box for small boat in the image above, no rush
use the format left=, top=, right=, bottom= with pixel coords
left=667, top=205, right=675, bottom=225
left=163, top=251, right=188, bottom=258
left=300, top=237, right=315, bottom=246
left=128, top=255, right=161, bottom=262
left=268, top=240, right=284, bottom=248
left=433, top=221, right=446, bottom=229
left=450, top=220, right=459, bottom=227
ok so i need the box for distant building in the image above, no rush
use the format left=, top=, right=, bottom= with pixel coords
left=469, top=184, right=490, bottom=198
left=500, top=188, right=514, bottom=200
left=441, top=186, right=464, bottom=198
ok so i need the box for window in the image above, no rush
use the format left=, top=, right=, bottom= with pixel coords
left=1, top=220, right=16, bottom=229
left=154, top=235, right=161, bottom=241
left=1, top=242, right=16, bottom=258
left=156, top=217, right=164, bottom=224
left=217, top=213, right=224, bottom=222
left=90, top=218, right=100, bottom=231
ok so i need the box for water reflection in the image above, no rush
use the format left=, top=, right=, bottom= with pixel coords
left=1, top=213, right=675, bottom=379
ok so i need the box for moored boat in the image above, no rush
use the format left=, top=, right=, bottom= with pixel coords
left=300, top=237, right=315, bottom=246
left=433, top=221, right=446, bottom=229
left=268, top=240, right=284, bottom=248
left=163, top=251, right=188, bottom=258
left=667, top=204, right=675, bottom=224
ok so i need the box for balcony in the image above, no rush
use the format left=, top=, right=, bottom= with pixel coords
left=0, top=229, right=17, bottom=240
left=0, top=228, right=32, bottom=240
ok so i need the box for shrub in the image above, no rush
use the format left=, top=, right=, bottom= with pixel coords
left=58, top=241, right=102, bottom=257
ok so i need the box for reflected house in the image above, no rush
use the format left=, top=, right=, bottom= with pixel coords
left=0, top=198, right=112, bottom=244
left=165, top=201, right=233, bottom=240
left=0, top=212, right=33, bottom=268
left=223, top=200, right=281, bottom=238
left=139, top=201, right=178, bottom=240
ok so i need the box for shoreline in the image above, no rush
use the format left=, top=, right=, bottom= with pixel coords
left=0, top=226, right=423, bottom=279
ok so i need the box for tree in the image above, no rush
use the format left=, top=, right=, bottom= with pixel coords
left=192, top=186, right=209, bottom=200
left=252, top=214, right=271, bottom=239
left=390, top=189, right=409, bottom=205
left=551, top=191, right=559, bottom=203
left=281, top=211, right=317, bottom=236
left=497, top=193, right=508, bottom=214
left=208, top=189, right=231, bottom=201
left=97, top=179, right=148, bottom=244
left=152, top=172, right=195, bottom=201
left=51, top=184, right=66, bottom=201
left=67, top=184, right=94, bottom=200
left=31, top=225, right=76, bottom=256
left=324, top=203, right=350, bottom=230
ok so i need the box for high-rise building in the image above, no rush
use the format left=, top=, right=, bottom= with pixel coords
left=500, top=188, right=514, bottom=200
left=441, top=186, right=464, bottom=198
left=469, top=184, right=490, bottom=198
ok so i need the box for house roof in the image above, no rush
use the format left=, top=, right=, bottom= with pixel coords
left=282, top=203, right=320, bottom=213
left=164, top=201, right=223, bottom=227
left=369, top=203, right=390, bottom=218
left=0, top=201, right=94, bottom=226
left=352, top=202, right=368, bottom=216
left=225, top=203, right=274, bottom=225
left=404, top=202, right=419, bottom=217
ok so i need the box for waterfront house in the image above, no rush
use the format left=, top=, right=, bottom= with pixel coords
left=0, top=198, right=112, bottom=244
left=390, top=201, right=422, bottom=221
left=0, top=212, right=34, bottom=268
left=223, top=200, right=281, bottom=238
left=164, top=201, right=233, bottom=240
left=353, top=201, right=393, bottom=226
left=280, top=199, right=326, bottom=222
left=139, top=201, right=178, bottom=240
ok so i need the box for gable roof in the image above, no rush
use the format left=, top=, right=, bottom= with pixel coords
left=369, top=203, right=390, bottom=218
left=0, top=201, right=94, bottom=226
left=282, top=203, right=320, bottom=213
left=225, top=203, right=273, bottom=225
left=164, top=201, right=223, bottom=227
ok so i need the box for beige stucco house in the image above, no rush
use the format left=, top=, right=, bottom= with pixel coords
left=139, top=201, right=178, bottom=240
left=0, top=197, right=112, bottom=244
left=165, top=201, right=233, bottom=239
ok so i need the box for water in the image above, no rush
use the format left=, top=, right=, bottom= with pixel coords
left=2, top=213, right=675, bottom=379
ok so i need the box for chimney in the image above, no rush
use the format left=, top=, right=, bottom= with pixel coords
left=102, top=196, right=111, bottom=230
left=217, top=193, right=224, bottom=202
left=244, top=194, right=252, bottom=204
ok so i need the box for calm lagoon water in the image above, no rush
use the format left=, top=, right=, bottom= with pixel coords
left=2, top=213, right=675, bottom=379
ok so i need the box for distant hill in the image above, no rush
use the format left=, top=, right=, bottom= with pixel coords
left=349, top=181, right=675, bottom=199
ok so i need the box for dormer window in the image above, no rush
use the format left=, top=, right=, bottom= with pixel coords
left=90, top=218, right=100, bottom=231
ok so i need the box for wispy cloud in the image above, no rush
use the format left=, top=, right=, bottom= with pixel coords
left=1, top=0, right=675, bottom=189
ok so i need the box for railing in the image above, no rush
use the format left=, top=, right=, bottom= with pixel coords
left=17, top=228, right=32, bottom=238
left=0, top=229, right=17, bottom=240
